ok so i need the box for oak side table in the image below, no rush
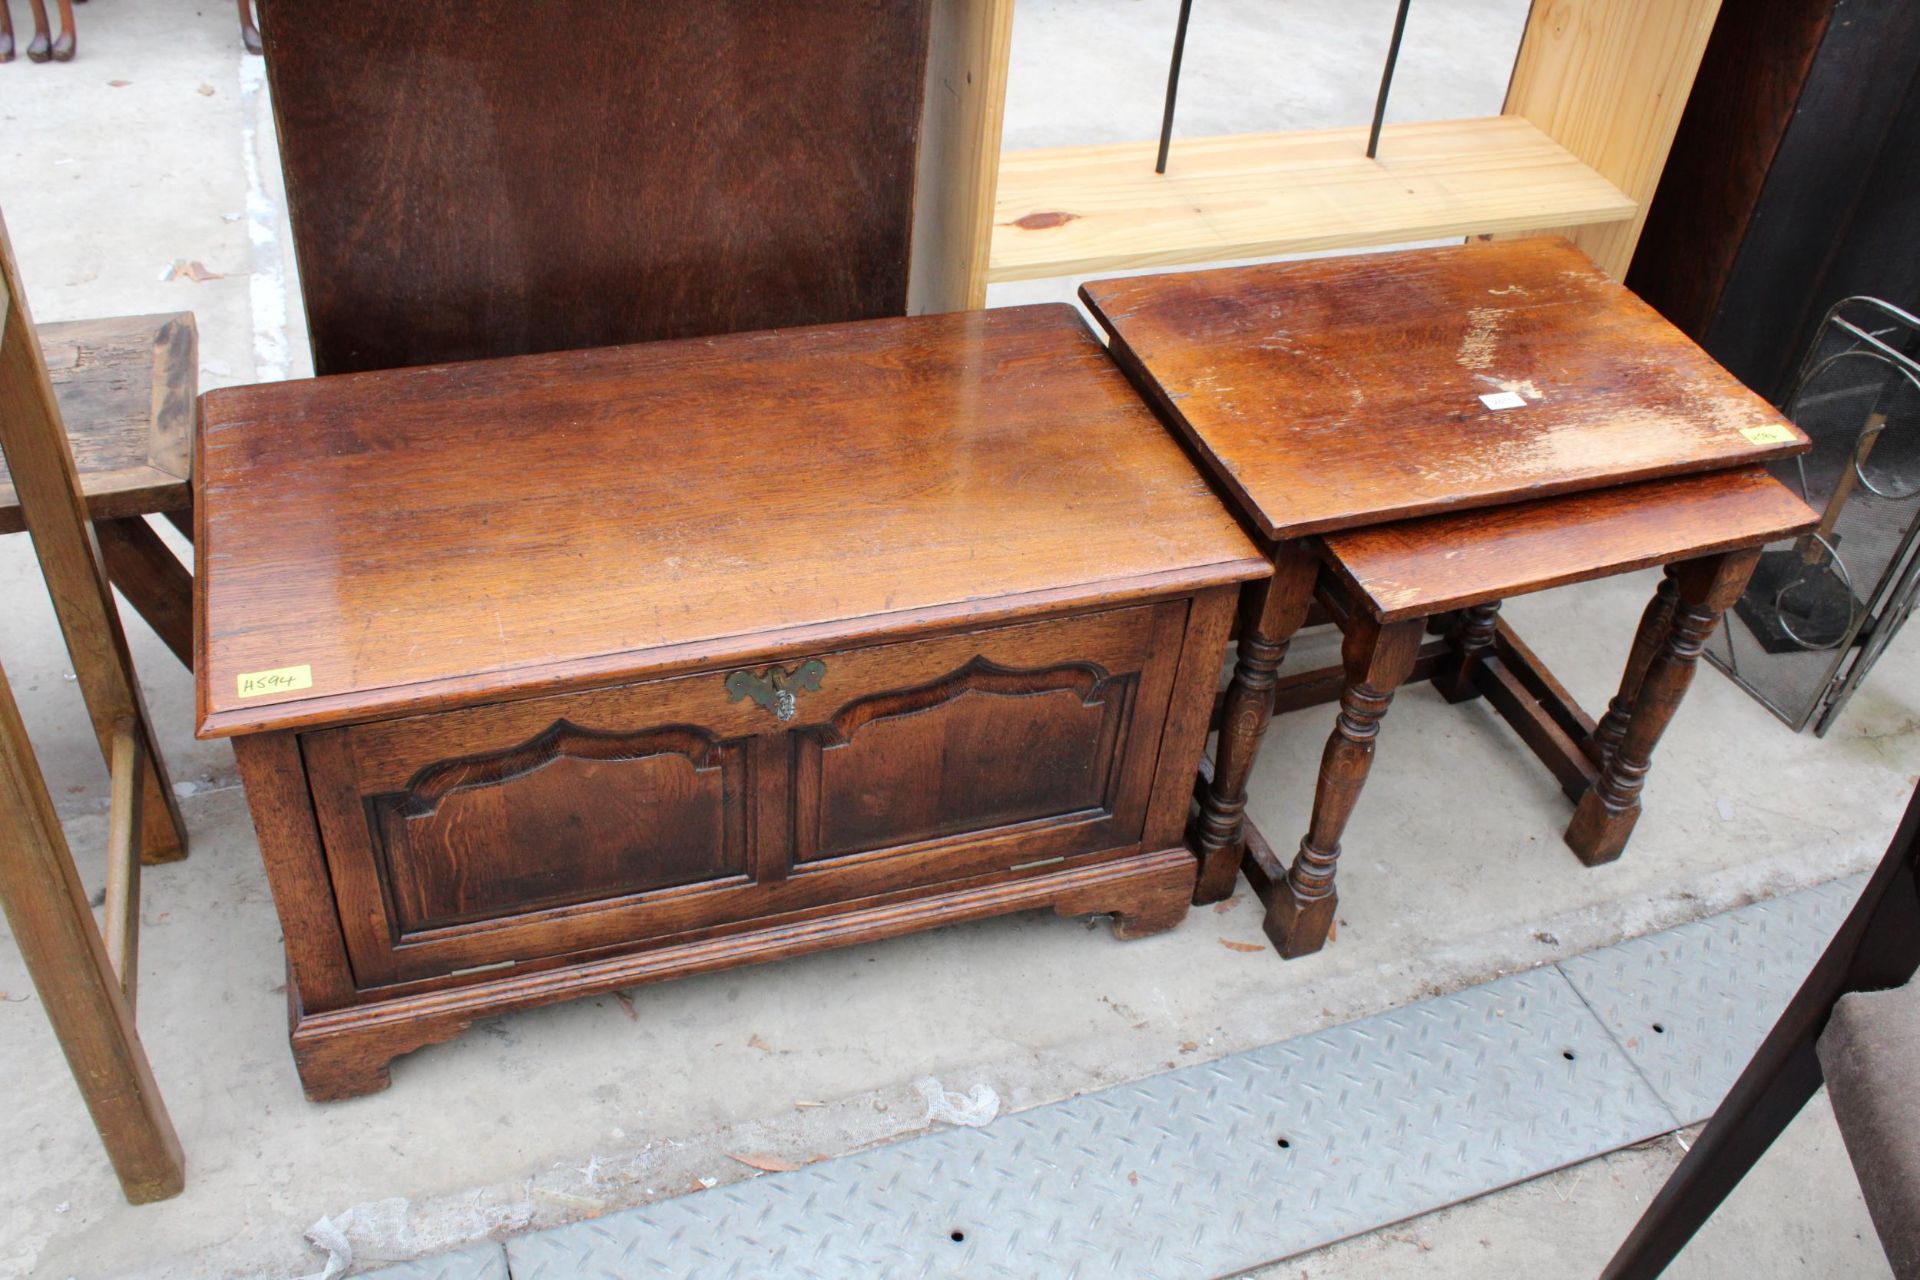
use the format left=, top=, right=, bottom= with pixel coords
left=195, top=305, right=1266, bottom=1100
left=1275, top=469, right=1813, bottom=954
left=1082, top=238, right=1815, bottom=952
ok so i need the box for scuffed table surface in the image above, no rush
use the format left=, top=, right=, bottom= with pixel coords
left=1080, top=237, right=1808, bottom=540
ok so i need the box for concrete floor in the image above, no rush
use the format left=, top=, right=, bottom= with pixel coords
left=0, top=3, right=1913, bottom=1278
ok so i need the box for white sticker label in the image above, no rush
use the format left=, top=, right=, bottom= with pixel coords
left=237, top=664, right=313, bottom=698
left=1478, top=391, right=1527, bottom=411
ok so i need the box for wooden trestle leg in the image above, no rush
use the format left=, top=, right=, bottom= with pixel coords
left=1265, top=613, right=1425, bottom=957
left=0, top=657, right=183, bottom=1201
left=0, top=211, right=187, bottom=866
left=1190, top=543, right=1316, bottom=904
left=1566, top=550, right=1760, bottom=866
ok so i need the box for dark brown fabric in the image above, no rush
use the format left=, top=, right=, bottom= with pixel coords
left=1819, top=982, right=1920, bottom=1277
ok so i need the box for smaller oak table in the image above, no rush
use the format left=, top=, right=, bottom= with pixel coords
left=196, top=305, right=1266, bottom=1099
left=1082, top=238, right=1815, bottom=955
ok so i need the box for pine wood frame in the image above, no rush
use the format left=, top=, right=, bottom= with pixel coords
left=913, top=0, right=1721, bottom=309
left=0, top=209, right=187, bottom=1203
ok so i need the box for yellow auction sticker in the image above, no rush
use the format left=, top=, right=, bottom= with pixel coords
left=237, top=664, right=313, bottom=698
left=1740, top=424, right=1798, bottom=445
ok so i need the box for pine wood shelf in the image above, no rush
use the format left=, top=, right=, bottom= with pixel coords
left=987, top=115, right=1637, bottom=284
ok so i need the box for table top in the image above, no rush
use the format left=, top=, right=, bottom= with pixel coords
left=194, top=304, right=1266, bottom=737
left=1080, top=238, right=1809, bottom=542
left=1321, top=467, right=1817, bottom=621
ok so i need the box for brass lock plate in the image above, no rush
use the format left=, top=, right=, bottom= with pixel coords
left=725, top=659, right=826, bottom=721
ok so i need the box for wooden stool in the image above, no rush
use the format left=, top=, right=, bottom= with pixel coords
left=0, top=312, right=197, bottom=667
left=1245, top=468, right=1815, bottom=957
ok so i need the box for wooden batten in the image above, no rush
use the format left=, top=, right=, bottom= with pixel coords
left=989, top=117, right=1634, bottom=284
left=1501, top=0, right=1723, bottom=278
left=0, top=658, right=183, bottom=1202
left=103, top=721, right=145, bottom=1007
left=909, top=0, right=1017, bottom=313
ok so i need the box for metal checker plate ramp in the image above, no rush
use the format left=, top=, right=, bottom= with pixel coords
left=506, top=966, right=1674, bottom=1280
left=1558, top=873, right=1865, bottom=1123
left=358, top=1241, right=510, bottom=1280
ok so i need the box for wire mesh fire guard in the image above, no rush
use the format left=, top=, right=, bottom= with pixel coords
left=1709, top=296, right=1920, bottom=735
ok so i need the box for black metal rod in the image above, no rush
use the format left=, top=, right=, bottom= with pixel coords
left=1366, top=0, right=1413, bottom=160
left=1156, top=0, right=1196, bottom=174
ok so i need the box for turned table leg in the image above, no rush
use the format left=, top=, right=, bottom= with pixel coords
left=1190, top=542, right=1317, bottom=904
left=1265, top=613, right=1425, bottom=957
left=1587, top=565, right=1680, bottom=767
left=1567, top=550, right=1760, bottom=866
left=1435, top=601, right=1500, bottom=703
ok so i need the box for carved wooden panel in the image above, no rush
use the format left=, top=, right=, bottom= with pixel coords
left=369, top=723, right=746, bottom=933
left=297, top=602, right=1190, bottom=989
left=306, top=710, right=754, bottom=985
left=794, top=658, right=1135, bottom=863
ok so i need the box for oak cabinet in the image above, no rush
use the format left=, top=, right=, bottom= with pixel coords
left=197, top=305, right=1266, bottom=1099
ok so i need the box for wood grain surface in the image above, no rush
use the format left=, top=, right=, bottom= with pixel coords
left=1628, top=0, right=1920, bottom=399
left=0, top=655, right=183, bottom=1201
left=1498, top=0, right=1722, bottom=277
left=1322, top=466, right=1817, bottom=621
left=0, top=314, right=195, bottom=534
left=1081, top=237, right=1810, bottom=540
left=195, top=305, right=1266, bottom=736
left=991, top=117, right=1633, bottom=283
left=909, top=0, right=1016, bottom=312
left=1624, top=0, right=1839, bottom=343
left=284, top=847, right=1199, bottom=1101
left=262, top=0, right=933, bottom=375
left=299, top=602, right=1188, bottom=988
left=0, top=216, right=188, bottom=865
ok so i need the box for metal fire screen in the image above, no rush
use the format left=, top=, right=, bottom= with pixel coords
left=1709, top=296, right=1920, bottom=734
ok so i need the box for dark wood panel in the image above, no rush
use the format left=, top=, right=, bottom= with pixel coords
left=1625, top=0, right=1837, bottom=342
left=1628, top=0, right=1920, bottom=400
left=803, top=659, right=1131, bottom=861
left=332, top=604, right=1157, bottom=787
left=1082, top=238, right=1809, bottom=540
left=95, top=516, right=194, bottom=668
left=231, top=733, right=360, bottom=1013
left=261, top=0, right=934, bottom=375
left=288, top=850, right=1199, bottom=1101
left=298, top=602, right=1190, bottom=986
left=372, top=726, right=747, bottom=932
left=195, top=306, right=1267, bottom=737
